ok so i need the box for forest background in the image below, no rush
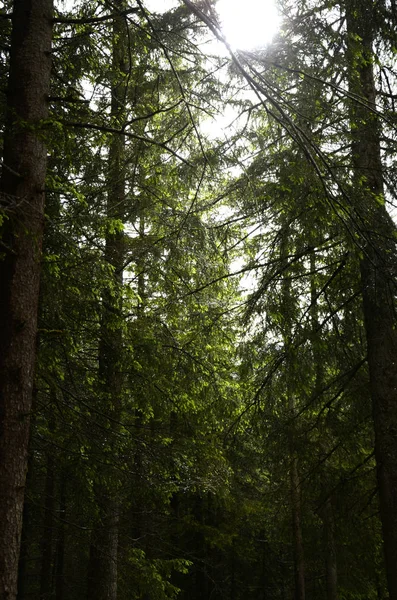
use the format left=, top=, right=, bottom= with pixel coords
left=0, top=0, right=397, bottom=599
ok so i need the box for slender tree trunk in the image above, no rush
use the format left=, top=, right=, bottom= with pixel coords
left=344, top=2, right=397, bottom=596
left=310, top=252, right=338, bottom=600
left=281, top=232, right=305, bottom=600
left=86, top=3, right=127, bottom=599
left=286, top=359, right=305, bottom=600
left=87, top=499, right=120, bottom=600
left=40, top=451, right=55, bottom=599
left=40, top=410, right=56, bottom=600
left=0, top=1, right=53, bottom=597
left=55, top=475, right=67, bottom=600
left=288, top=440, right=305, bottom=600
left=230, top=538, right=236, bottom=600
left=323, top=497, right=337, bottom=600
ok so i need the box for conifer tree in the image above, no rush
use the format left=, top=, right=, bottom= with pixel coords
left=0, top=1, right=53, bottom=597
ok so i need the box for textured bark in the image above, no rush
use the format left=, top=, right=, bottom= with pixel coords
left=16, top=500, right=29, bottom=600
left=0, top=1, right=53, bottom=598
left=16, top=453, right=34, bottom=600
left=345, top=1, right=397, bottom=596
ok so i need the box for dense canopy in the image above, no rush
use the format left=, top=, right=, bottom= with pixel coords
left=0, top=1, right=396, bottom=599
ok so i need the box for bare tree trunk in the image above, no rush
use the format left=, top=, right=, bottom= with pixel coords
left=344, top=2, right=397, bottom=596
left=0, top=1, right=53, bottom=597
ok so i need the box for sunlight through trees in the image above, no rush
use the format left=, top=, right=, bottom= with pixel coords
left=0, top=1, right=396, bottom=599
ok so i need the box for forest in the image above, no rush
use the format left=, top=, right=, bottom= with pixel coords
left=0, top=0, right=396, bottom=599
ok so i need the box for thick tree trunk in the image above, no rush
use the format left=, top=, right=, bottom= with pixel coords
left=16, top=499, right=29, bottom=600
left=0, top=1, right=53, bottom=598
left=17, top=452, right=34, bottom=600
left=345, top=1, right=397, bottom=596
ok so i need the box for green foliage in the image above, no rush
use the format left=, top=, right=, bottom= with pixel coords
left=4, top=0, right=395, bottom=597
left=124, top=550, right=192, bottom=600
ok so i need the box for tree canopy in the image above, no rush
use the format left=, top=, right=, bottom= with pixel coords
left=0, top=1, right=396, bottom=599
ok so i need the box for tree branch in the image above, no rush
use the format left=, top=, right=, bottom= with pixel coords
left=54, top=7, right=139, bottom=25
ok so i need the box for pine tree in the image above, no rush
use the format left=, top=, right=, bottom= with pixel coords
left=0, top=1, right=53, bottom=597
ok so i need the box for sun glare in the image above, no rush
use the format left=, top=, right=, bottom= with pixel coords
left=216, top=0, right=280, bottom=50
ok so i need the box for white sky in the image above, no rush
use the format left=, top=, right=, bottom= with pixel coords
left=216, top=0, right=280, bottom=50
left=145, top=0, right=280, bottom=50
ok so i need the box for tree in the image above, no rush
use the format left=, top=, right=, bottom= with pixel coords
left=0, top=1, right=53, bottom=597
left=2, top=0, right=396, bottom=598
left=186, top=0, right=396, bottom=595
left=344, top=1, right=397, bottom=594
left=86, top=3, right=127, bottom=598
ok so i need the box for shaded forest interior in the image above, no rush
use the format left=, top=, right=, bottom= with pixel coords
left=0, top=0, right=397, bottom=599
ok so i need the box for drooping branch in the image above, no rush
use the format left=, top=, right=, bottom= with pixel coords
left=53, top=7, right=139, bottom=25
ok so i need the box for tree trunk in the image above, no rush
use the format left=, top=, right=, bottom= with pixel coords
left=310, top=252, right=338, bottom=600
left=87, top=499, right=120, bottom=600
left=16, top=499, right=29, bottom=600
left=345, top=1, right=397, bottom=596
left=40, top=446, right=55, bottom=599
left=40, top=407, right=56, bottom=600
left=289, top=446, right=305, bottom=600
left=282, top=232, right=305, bottom=600
left=55, top=475, right=67, bottom=600
left=323, top=497, right=337, bottom=600
left=0, top=0, right=53, bottom=597
left=86, top=3, right=126, bottom=599
left=17, top=452, right=34, bottom=600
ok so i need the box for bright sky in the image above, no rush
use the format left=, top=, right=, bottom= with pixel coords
left=145, top=0, right=280, bottom=51
left=216, top=0, right=280, bottom=50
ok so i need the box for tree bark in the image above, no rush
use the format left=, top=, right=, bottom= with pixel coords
left=345, top=1, right=397, bottom=597
left=0, top=1, right=53, bottom=598
left=16, top=452, right=34, bottom=600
